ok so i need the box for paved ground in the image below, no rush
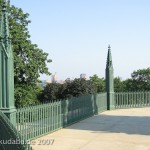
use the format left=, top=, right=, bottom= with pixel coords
left=31, top=108, right=150, bottom=150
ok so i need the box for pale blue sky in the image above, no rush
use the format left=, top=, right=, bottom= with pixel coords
left=11, top=0, right=150, bottom=80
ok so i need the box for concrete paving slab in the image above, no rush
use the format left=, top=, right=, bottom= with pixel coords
left=31, top=108, right=150, bottom=150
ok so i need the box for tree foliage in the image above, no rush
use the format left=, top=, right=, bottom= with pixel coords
left=15, top=85, right=42, bottom=108
left=41, top=79, right=96, bottom=102
left=114, top=77, right=125, bottom=92
left=114, top=68, right=150, bottom=92
left=64, top=78, right=96, bottom=98
left=127, top=68, right=150, bottom=91
left=89, top=74, right=105, bottom=93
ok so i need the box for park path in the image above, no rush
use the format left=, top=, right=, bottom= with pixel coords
left=31, top=108, right=150, bottom=150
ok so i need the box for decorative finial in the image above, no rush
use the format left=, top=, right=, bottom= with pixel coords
left=2, top=0, right=7, bottom=11
left=1, top=0, right=10, bottom=47
left=106, top=45, right=113, bottom=68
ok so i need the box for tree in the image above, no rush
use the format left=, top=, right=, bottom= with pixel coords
left=40, top=78, right=96, bottom=102
left=123, top=79, right=134, bottom=91
left=40, top=83, right=62, bottom=102
left=130, top=68, right=150, bottom=91
left=114, top=77, right=125, bottom=92
left=66, top=78, right=96, bottom=97
left=90, top=75, right=105, bottom=93
left=122, top=68, right=150, bottom=91
left=15, top=85, right=42, bottom=108
left=0, top=1, right=52, bottom=107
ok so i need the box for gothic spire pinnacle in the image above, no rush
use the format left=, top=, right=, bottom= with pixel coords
left=105, top=45, right=114, bottom=110
left=0, top=0, right=16, bottom=124
left=0, top=0, right=10, bottom=48
left=2, top=0, right=7, bottom=11
left=106, top=45, right=113, bottom=68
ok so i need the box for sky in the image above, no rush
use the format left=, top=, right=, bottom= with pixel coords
left=10, top=0, right=150, bottom=81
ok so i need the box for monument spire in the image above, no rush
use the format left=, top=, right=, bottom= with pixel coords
left=106, top=45, right=113, bottom=68
left=0, top=0, right=16, bottom=125
left=0, top=0, right=10, bottom=48
left=105, top=45, right=114, bottom=110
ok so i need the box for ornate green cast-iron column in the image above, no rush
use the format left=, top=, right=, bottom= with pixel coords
left=0, top=0, right=16, bottom=125
left=105, top=45, right=115, bottom=110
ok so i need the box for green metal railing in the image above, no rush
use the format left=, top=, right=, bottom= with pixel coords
left=16, top=93, right=107, bottom=140
left=96, top=93, right=107, bottom=112
left=115, top=92, right=150, bottom=109
left=0, top=110, right=32, bottom=150
left=16, top=102, right=62, bottom=140
left=62, top=93, right=107, bottom=127
left=2, top=91, right=150, bottom=149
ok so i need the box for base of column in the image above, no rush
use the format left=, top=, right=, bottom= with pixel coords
left=1, top=108, right=17, bottom=125
left=108, top=105, right=115, bottom=110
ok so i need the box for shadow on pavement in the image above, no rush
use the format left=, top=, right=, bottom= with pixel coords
left=66, top=114, right=150, bottom=136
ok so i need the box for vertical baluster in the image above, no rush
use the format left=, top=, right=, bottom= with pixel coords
left=39, top=106, right=41, bottom=136
left=140, top=92, right=142, bottom=107
left=132, top=92, right=134, bottom=107
left=120, top=93, right=122, bottom=108
left=134, top=92, right=135, bottom=107
left=149, top=92, right=150, bottom=106
left=43, top=105, right=45, bottom=134
left=23, top=108, right=25, bottom=140
left=117, top=93, right=119, bottom=108
left=57, top=102, right=59, bottom=129
left=116, top=93, right=118, bottom=108
left=124, top=93, right=126, bottom=108
left=60, top=101, right=62, bottom=128
left=52, top=102, right=54, bottom=131
left=144, top=92, right=147, bottom=106
left=54, top=102, right=57, bottom=130
left=127, top=92, right=129, bottom=108
left=42, top=105, right=45, bottom=134
left=26, top=108, right=29, bottom=140
left=148, top=92, right=150, bottom=106
left=46, top=105, right=48, bottom=133
left=136, top=92, right=138, bottom=107
left=123, top=93, right=125, bottom=108
left=31, top=107, right=33, bottom=139
left=50, top=103, right=52, bottom=132
left=47, top=103, right=49, bottom=132
left=34, top=107, right=37, bottom=138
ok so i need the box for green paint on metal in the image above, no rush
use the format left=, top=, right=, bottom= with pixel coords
left=105, top=45, right=115, bottom=110
left=115, top=92, right=150, bottom=109
left=16, top=93, right=107, bottom=140
left=15, top=91, right=150, bottom=141
left=0, top=110, right=32, bottom=150
left=0, top=0, right=16, bottom=125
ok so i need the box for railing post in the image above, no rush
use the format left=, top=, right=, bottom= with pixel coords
left=105, top=45, right=115, bottom=110
left=61, top=99, right=69, bottom=127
